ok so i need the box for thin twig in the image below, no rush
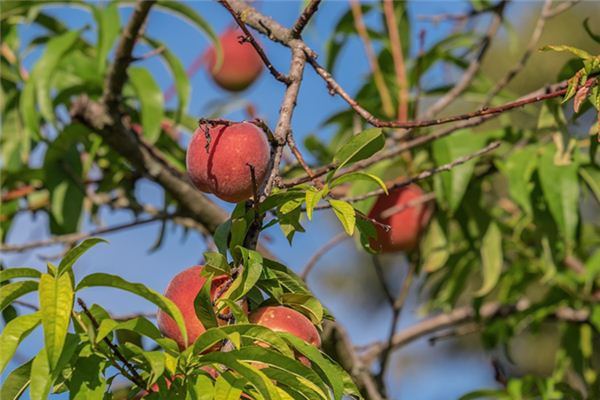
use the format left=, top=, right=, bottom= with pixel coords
left=77, top=298, right=147, bottom=389
left=543, top=0, right=580, bottom=18
left=291, top=0, right=321, bottom=38
left=0, top=216, right=168, bottom=253
left=420, top=0, right=506, bottom=119
left=131, top=45, right=165, bottom=62
left=218, top=0, right=291, bottom=85
left=379, top=192, right=436, bottom=219
left=349, top=0, right=395, bottom=117
left=482, top=0, right=553, bottom=106
left=103, top=0, right=156, bottom=107
left=301, top=233, right=349, bottom=280
left=417, top=2, right=501, bottom=23
left=383, top=0, right=408, bottom=121
left=287, top=131, right=323, bottom=188
left=313, top=141, right=501, bottom=209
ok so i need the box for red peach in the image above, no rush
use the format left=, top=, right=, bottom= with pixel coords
left=205, top=28, right=263, bottom=92
left=186, top=123, right=270, bottom=203
left=249, top=306, right=321, bottom=348
left=157, top=266, right=232, bottom=349
left=367, top=183, right=433, bottom=253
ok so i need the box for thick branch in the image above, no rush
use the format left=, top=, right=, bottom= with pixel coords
left=360, top=299, right=592, bottom=366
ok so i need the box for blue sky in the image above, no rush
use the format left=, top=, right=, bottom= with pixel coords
left=2, top=1, right=518, bottom=398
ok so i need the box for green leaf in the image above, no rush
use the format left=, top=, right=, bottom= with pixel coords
left=580, top=167, right=600, bottom=206
left=19, top=75, right=36, bottom=156
left=187, top=373, right=215, bottom=400
left=92, top=1, right=120, bottom=73
left=330, top=171, right=388, bottom=194
left=420, top=218, right=449, bottom=273
left=95, top=316, right=163, bottom=345
left=195, top=274, right=219, bottom=330
left=57, top=237, right=107, bottom=276
left=128, top=67, right=164, bottom=143
left=214, top=374, right=243, bottom=400
left=328, top=199, right=356, bottom=235
left=145, top=36, right=190, bottom=123
left=432, top=129, right=487, bottom=214
left=538, top=146, right=579, bottom=247
left=0, top=268, right=41, bottom=283
left=280, top=334, right=344, bottom=400
left=540, top=45, right=593, bottom=60
left=67, top=353, right=107, bottom=399
left=332, top=128, right=384, bottom=172
left=279, top=293, right=323, bottom=325
left=475, top=222, right=503, bottom=297
left=225, top=248, right=263, bottom=301
left=583, top=18, right=600, bottom=44
left=0, top=359, right=32, bottom=400
left=33, top=30, right=81, bottom=122
left=204, top=252, right=231, bottom=276
left=30, top=335, right=78, bottom=400
left=0, top=280, right=39, bottom=311
left=39, top=273, right=74, bottom=368
left=76, top=272, right=188, bottom=346
left=305, top=188, right=323, bottom=221
left=193, top=324, right=293, bottom=358
left=0, top=312, right=41, bottom=374
left=496, top=145, right=538, bottom=215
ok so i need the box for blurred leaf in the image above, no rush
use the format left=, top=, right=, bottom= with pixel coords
left=76, top=272, right=188, bottom=346
left=580, top=167, right=600, bottom=206
left=33, top=30, right=81, bottom=122
left=44, top=125, right=86, bottom=234
left=476, top=223, right=502, bottom=297
left=92, top=1, right=120, bottom=73
left=538, top=145, right=579, bottom=247
left=328, top=199, right=355, bottom=235
left=332, top=128, right=384, bottom=173
left=145, top=36, right=190, bottom=123
left=583, top=18, right=600, bottom=44
left=0, top=281, right=39, bottom=312
left=0, top=359, right=33, bottom=400
left=0, top=312, right=40, bottom=374
left=128, top=67, right=164, bottom=143
left=496, top=145, right=538, bottom=215
left=193, top=324, right=293, bottom=357
left=39, top=272, right=74, bottom=368
left=154, top=0, right=221, bottom=66
left=187, top=373, right=214, bottom=400
left=57, top=238, right=107, bottom=276
left=433, top=129, right=487, bottom=214
left=421, top=218, right=449, bottom=273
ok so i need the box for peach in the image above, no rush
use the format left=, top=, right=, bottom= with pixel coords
left=249, top=306, right=321, bottom=347
left=205, top=28, right=263, bottom=92
left=186, top=122, right=270, bottom=203
left=157, top=266, right=232, bottom=350
left=367, top=183, right=433, bottom=253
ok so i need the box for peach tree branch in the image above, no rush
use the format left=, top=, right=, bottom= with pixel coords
left=291, top=0, right=321, bottom=38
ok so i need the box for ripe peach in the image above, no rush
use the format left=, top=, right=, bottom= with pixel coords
left=186, top=123, right=270, bottom=203
left=249, top=306, right=321, bottom=347
left=157, top=266, right=233, bottom=350
left=205, top=28, right=263, bottom=92
left=367, top=183, right=433, bottom=253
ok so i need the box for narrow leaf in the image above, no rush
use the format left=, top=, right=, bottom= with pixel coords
left=76, top=272, right=188, bottom=346
left=57, top=237, right=107, bottom=276
left=475, top=223, right=503, bottom=297
left=328, top=199, right=356, bottom=235
left=333, top=128, right=384, bottom=172
left=0, top=359, right=33, bottom=400
left=39, top=273, right=74, bottom=368
left=128, top=67, right=164, bottom=143
left=0, top=312, right=41, bottom=374
left=0, top=281, right=39, bottom=311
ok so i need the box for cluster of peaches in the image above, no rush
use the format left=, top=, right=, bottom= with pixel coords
left=152, top=28, right=432, bottom=394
